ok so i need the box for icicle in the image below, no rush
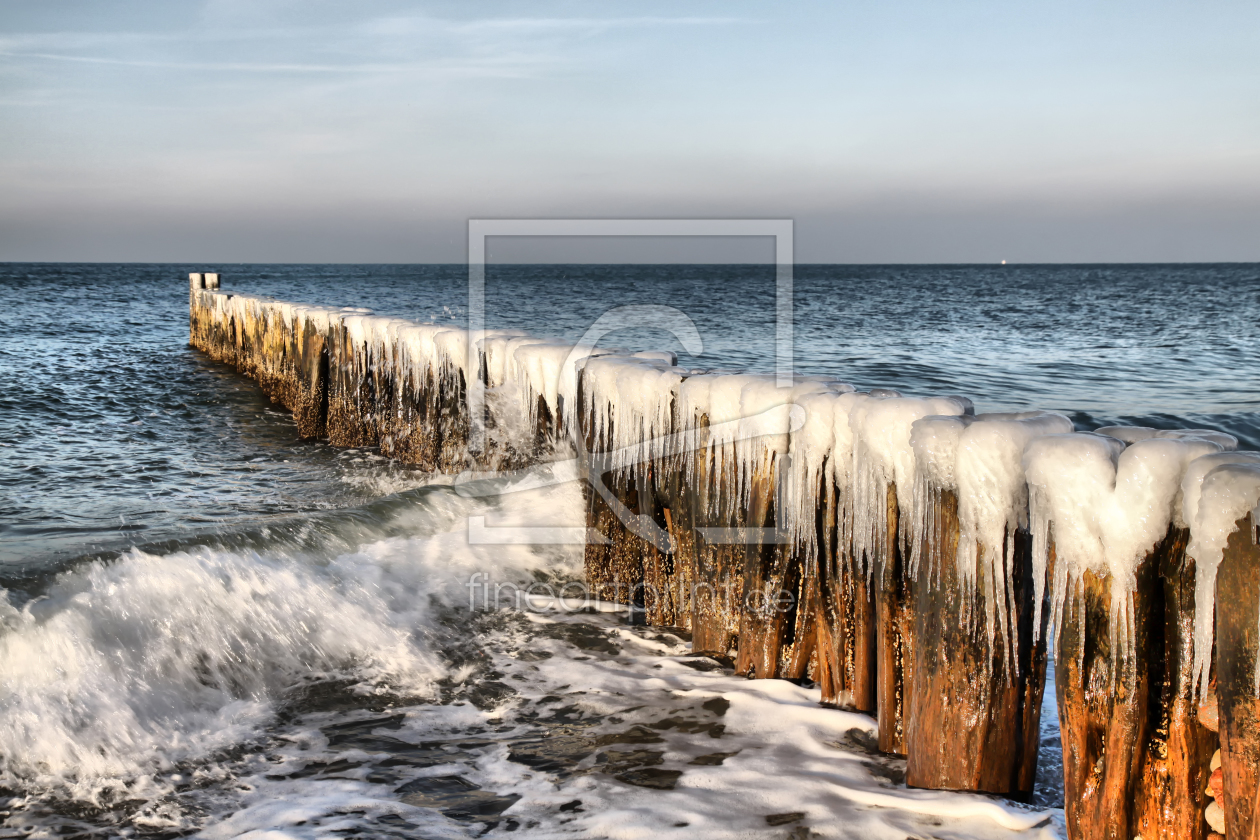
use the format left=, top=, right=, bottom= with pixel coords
left=850, top=396, right=969, bottom=578
left=785, top=390, right=864, bottom=568
left=1024, top=434, right=1223, bottom=668
left=577, top=355, right=686, bottom=485
left=1185, top=458, right=1260, bottom=700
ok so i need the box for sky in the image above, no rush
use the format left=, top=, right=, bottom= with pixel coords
left=0, top=0, right=1257, bottom=263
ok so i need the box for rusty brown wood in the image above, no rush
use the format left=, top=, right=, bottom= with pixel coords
left=1056, top=547, right=1156, bottom=839
left=1132, top=526, right=1216, bottom=840
left=1216, top=511, right=1260, bottom=839
left=875, top=482, right=913, bottom=755
left=905, top=489, right=1049, bottom=798
left=813, top=470, right=877, bottom=711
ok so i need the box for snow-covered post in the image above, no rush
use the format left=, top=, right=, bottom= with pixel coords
left=851, top=395, right=970, bottom=754
left=1193, top=464, right=1260, bottom=839
left=290, top=307, right=332, bottom=439
left=576, top=356, right=682, bottom=615
left=681, top=373, right=761, bottom=654
left=903, top=412, right=1069, bottom=796
left=812, top=471, right=879, bottom=711
left=806, top=392, right=896, bottom=713
left=1026, top=434, right=1227, bottom=839
left=731, top=378, right=837, bottom=678
left=325, top=315, right=376, bottom=448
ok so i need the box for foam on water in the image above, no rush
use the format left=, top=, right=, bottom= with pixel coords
left=0, top=466, right=582, bottom=812
left=0, top=461, right=1065, bottom=839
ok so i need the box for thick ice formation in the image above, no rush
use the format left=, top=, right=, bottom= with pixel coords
left=579, top=355, right=685, bottom=481
left=850, top=397, right=971, bottom=574
left=908, top=412, right=1073, bottom=655
left=1185, top=458, right=1260, bottom=697
left=785, top=393, right=839, bottom=559
left=1024, top=434, right=1223, bottom=660
left=1097, top=425, right=1239, bottom=450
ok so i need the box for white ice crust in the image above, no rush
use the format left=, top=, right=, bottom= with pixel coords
left=909, top=411, right=1073, bottom=655
left=1186, top=459, right=1260, bottom=697
left=1024, top=434, right=1223, bottom=661
left=850, top=397, right=970, bottom=574
left=1097, top=425, right=1238, bottom=451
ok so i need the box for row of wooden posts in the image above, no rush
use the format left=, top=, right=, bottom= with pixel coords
left=189, top=279, right=1260, bottom=839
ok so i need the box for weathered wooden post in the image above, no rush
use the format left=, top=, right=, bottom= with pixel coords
left=577, top=356, right=681, bottom=614
left=1190, top=463, right=1260, bottom=839
left=1026, top=434, right=1224, bottom=839
left=805, top=391, right=890, bottom=712
left=289, top=307, right=331, bottom=439
left=904, top=411, right=1069, bottom=797
left=682, top=373, right=767, bottom=656
left=733, top=378, right=836, bottom=679
left=851, top=396, right=970, bottom=755
left=204, top=272, right=220, bottom=290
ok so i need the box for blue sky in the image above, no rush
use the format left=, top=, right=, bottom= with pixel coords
left=1, top=1, right=1256, bottom=262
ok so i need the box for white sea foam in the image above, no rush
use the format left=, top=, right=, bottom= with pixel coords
left=0, top=466, right=584, bottom=804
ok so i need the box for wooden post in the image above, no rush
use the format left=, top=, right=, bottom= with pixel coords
left=576, top=375, right=647, bottom=609
left=905, top=489, right=1050, bottom=797
left=293, top=311, right=329, bottom=439
left=1052, top=524, right=1220, bottom=839
left=657, top=455, right=697, bottom=632
left=689, top=439, right=745, bottom=657
left=875, top=482, right=915, bottom=755
left=1132, top=526, right=1217, bottom=840
left=1056, top=544, right=1157, bottom=839
left=812, top=469, right=878, bottom=711
left=204, top=272, right=220, bottom=289
left=325, top=320, right=378, bottom=448
left=735, top=454, right=817, bottom=679
left=1216, top=511, right=1260, bottom=839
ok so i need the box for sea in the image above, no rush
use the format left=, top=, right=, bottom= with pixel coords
left=1, top=262, right=1258, bottom=840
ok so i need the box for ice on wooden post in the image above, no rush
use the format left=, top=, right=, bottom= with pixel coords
left=800, top=390, right=900, bottom=710
left=1191, top=464, right=1260, bottom=838
left=1025, top=433, right=1226, bottom=840
left=849, top=395, right=971, bottom=754
left=904, top=410, right=1071, bottom=795
left=732, top=377, right=846, bottom=678
left=577, top=355, right=688, bottom=622
left=1184, top=453, right=1260, bottom=697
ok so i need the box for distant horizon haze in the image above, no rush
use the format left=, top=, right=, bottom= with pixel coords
left=1, top=1, right=1256, bottom=264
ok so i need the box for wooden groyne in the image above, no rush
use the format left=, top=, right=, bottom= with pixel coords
left=190, top=277, right=1260, bottom=838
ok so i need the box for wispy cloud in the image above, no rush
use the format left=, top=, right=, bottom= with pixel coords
left=0, top=50, right=547, bottom=78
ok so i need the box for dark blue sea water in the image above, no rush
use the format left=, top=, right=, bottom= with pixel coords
left=0, top=262, right=1257, bottom=839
